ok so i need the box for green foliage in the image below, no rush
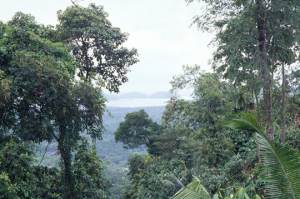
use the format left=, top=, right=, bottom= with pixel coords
left=172, top=175, right=262, bottom=199
left=0, top=4, right=140, bottom=197
left=121, top=66, right=263, bottom=198
left=222, top=113, right=263, bottom=135
left=236, top=96, right=246, bottom=110
left=125, top=153, right=192, bottom=199
left=114, top=109, right=162, bottom=155
left=0, top=172, right=19, bottom=199
left=57, top=4, right=139, bottom=91
left=72, top=138, right=110, bottom=198
left=33, top=166, right=62, bottom=198
left=188, top=0, right=300, bottom=141
left=0, top=135, right=62, bottom=199
left=169, top=66, right=236, bottom=167
left=223, top=113, right=300, bottom=198
left=0, top=69, right=11, bottom=107
left=0, top=136, right=37, bottom=199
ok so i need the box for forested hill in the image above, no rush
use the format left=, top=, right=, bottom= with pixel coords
left=98, top=106, right=165, bottom=186
left=37, top=105, right=165, bottom=196
left=98, top=105, right=165, bottom=162
left=38, top=106, right=165, bottom=163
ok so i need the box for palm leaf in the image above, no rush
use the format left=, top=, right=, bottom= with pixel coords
left=172, top=187, right=211, bottom=199
left=171, top=175, right=211, bottom=199
left=222, top=113, right=263, bottom=134
left=222, top=113, right=300, bottom=199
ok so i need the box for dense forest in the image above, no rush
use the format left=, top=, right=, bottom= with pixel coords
left=1, top=0, right=300, bottom=199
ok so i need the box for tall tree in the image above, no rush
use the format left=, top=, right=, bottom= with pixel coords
left=115, top=109, right=162, bottom=155
left=0, top=10, right=122, bottom=199
left=57, top=4, right=139, bottom=92
left=187, top=0, right=300, bottom=140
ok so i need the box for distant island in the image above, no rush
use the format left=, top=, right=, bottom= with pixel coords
left=120, top=92, right=148, bottom=99
left=104, top=91, right=180, bottom=101
left=150, top=91, right=175, bottom=99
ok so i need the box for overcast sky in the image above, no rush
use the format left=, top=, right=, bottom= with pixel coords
left=0, top=0, right=214, bottom=96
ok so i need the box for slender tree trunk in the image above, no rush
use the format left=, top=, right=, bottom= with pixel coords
left=252, top=89, right=257, bottom=116
left=270, top=66, right=274, bottom=134
left=281, top=63, right=286, bottom=144
left=58, top=126, right=75, bottom=199
left=256, top=0, right=274, bottom=140
left=270, top=47, right=275, bottom=135
left=254, top=89, right=262, bottom=129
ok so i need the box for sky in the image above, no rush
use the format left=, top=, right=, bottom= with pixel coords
left=0, top=0, right=214, bottom=96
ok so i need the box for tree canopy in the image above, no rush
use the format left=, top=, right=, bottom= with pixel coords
left=0, top=3, right=138, bottom=198
left=57, top=4, right=139, bottom=92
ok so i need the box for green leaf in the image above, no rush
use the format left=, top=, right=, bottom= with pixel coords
left=222, top=113, right=263, bottom=135
left=172, top=187, right=210, bottom=199
left=236, top=96, right=245, bottom=109
left=223, top=113, right=300, bottom=199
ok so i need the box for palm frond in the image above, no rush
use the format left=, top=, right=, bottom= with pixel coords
left=222, top=113, right=263, bottom=135
left=172, top=187, right=210, bottom=199
left=171, top=175, right=211, bottom=199
left=223, top=113, right=300, bottom=199
left=188, top=175, right=210, bottom=196
left=257, top=133, right=300, bottom=199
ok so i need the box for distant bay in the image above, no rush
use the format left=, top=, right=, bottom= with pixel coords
left=106, top=98, right=169, bottom=107
left=106, top=96, right=192, bottom=108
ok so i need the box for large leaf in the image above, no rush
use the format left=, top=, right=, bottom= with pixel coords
left=223, top=113, right=300, bottom=199
left=171, top=175, right=211, bottom=199
left=222, top=113, right=263, bottom=134
left=236, top=96, right=245, bottom=109
left=172, top=187, right=210, bottom=199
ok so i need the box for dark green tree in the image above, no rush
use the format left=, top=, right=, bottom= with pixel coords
left=115, top=109, right=162, bottom=155
left=187, top=0, right=300, bottom=140
left=57, top=4, right=139, bottom=92
left=0, top=136, right=37, bottom=199
left=72, top=138, right=110, bottom=198
left=0, top=11, right=118, bottom=199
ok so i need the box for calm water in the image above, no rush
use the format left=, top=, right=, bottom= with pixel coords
left=106, top=97, right=192, bottom=108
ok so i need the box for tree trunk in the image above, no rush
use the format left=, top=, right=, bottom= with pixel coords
left=58, top=126, right=75, bottom=199
left=254, top=89, right=262, bottom=129
left=253, top=89, right=261, bottom=164
left=281, top=63, right=286, bottom=144
left=256, top=0, right=274, bottom=140
left=270, top=66, right=274, bottom=136
left=252, top=89, right=257, bottom=116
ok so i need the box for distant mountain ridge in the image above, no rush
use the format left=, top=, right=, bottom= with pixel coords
left=104, top=91, right=178, bottom=100
left=150, top=91, right=176, bottom=99
left=120, top=92, right=148, bottom=99
left=104, top=93, right=120, bottom=101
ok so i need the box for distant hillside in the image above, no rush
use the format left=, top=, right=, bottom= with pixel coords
left=120, top=92, right=149, bottom=99
left=104, top=93, right=120, bottom=101
left=38, top=106, right=165, bottom=184
left=150, top=91, right=180, bottom=99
